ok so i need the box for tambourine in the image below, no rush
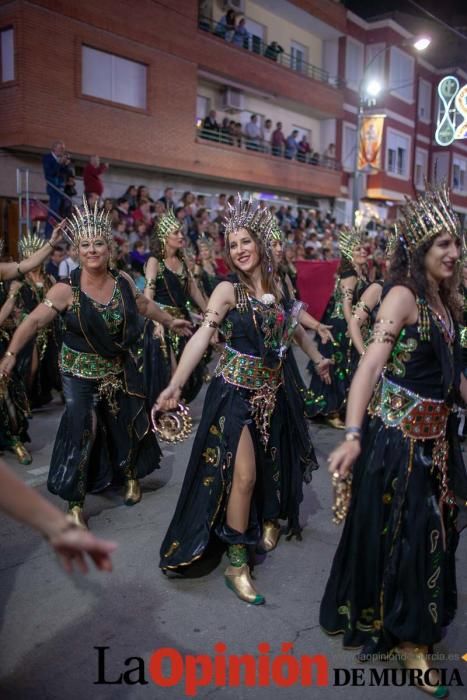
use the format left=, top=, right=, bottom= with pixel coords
left=151, top=402, right=193, bottom=443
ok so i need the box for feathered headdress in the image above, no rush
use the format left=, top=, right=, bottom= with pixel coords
left=338, top=227, right=366, bottom=263
left=62, top=195, right=112, bottom=247
left=399, top=181, right=461, bottom=253
left=224, top=195, right=276, bottom=259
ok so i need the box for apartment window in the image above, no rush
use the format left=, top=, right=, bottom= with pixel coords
left=244, top=18, right=265, bottom=54
left=452, top=156, right=467, bottom=193
left=365, top=43, right=385, bottom=83
left=82, top=45, right=147, bottom=109
left=432, top=152, right=449, bottom=183
left=418, top=79, right=432, bottom=122
left=386, top=128, right=411, bottom=178
left=1, top=27, right=14, bottom=82
left=389, top=47, right=414, bottom=102
left=345, top=38, right=364, bottom=91
left=415, top=148, right=428, bottom=188
left=196, top=95, right=209, bottom=122
left=342, top=122, right=357, bottom=172
left=290, top=41, right=307, bottom=73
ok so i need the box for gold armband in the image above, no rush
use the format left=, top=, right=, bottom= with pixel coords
left=145, top=278, right=156, bottom=290
left=352, top=301, right=371, bottom=318
left=42, top=298, right=60, bottom=314
left=342, top=288, right=354, bottom=301
left=368, top=330, right=396, bottom=345
left=204, top=308, right=220, bottom=317
left=202, top=320, right=219, bottom=329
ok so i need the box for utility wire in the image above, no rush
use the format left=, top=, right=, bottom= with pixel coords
left=406, top=0, right=467, bottom=43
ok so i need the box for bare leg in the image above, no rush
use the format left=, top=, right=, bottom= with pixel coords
left=226, top=426, right=256, bottom=533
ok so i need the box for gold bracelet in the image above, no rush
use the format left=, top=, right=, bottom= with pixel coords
left=202, top=320, right=218, bottom=329
left=43, top=298, right=60, bottom=314
left=5, top=350, right=16, bottom=357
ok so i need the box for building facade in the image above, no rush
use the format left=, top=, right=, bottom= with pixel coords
left=0, top=0, right=465, bottom=244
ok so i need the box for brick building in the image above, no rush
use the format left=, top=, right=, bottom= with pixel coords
left=0, top=0, right=466, bottom=247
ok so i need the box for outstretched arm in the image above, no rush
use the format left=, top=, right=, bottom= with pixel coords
left=0, top=281, right=21, bottom=326
left=154, top=281, right=235, bottom=411
left=0, top=283, right=72, bottom=376
left=0, top=458, right=117, bottom=573
left=0, top=222, right=64, bottom=282
left=294, top=325, right=333, bottom=384
left=328, top=286, right=417, bottom=478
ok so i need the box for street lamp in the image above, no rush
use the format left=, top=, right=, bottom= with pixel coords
left=351, top=35, right=431, bottom=224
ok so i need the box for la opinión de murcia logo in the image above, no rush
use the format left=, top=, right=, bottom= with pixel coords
left=94, top=645, right=465, bottom=696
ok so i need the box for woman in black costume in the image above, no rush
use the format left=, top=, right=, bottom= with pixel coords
left=0, top=233, right=62, bottom=409
left=308, top=228, right=369, bottom=428
left=321, top=183, right=467, bottom=698
left=144, top=209, right=208, bottom=405
left=0, top=229, right=63, bottom=463
left=0, top=198, right=191, bottom=527
left=155, top=196, right=331, bottom=605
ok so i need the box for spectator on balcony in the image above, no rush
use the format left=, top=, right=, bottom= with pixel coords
left=264, top=40, right=284, bottom=62
left=323, top=143, right=336, bottom=167
left=201, top=110, right=220, bottom=141
left=310, top=151, right=320, bottom=166
left=232, top=122, right=243, bottom=148
left=285, top=130, right=299, bottom=159
left=220, top=117, right=233, bottom=145
left=42, top=140, right=71, bottom=238
left=271, top=122, right=286, bottom=156
left=262, top=118, right=273, bottom=153
left=297, top=135, right=312, bottom=163
left=244, top=114, right=262, bottom=151
left=83, top=155, right=109, bottom=200
left=232, top=17, right=249, bottom=49
left=215, top=9, right=236, bottom=42
left=62, top=173, right=77, bottom=218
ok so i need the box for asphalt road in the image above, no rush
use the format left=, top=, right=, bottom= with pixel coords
left=0, top=350, right=465, bottom=700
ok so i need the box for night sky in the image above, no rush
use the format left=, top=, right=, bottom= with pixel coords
left=344, top=0, right=467, bottom=22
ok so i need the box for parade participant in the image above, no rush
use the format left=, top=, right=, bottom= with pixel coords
left=0, top=198, right=191, bottom=528
left=197, top=235, right=224, bottom=297
left=0, top=228, right=64, bottom=463
left=308, top=228, right=369, bottom=428
left=348, top=231, right=397, bottom=358
left=144, top=209, right=208, bottom=405
left=0, top=457, right=116, bottom=574
left=0, top=232, right=62, bottom=409
left=155, top=196, right=331, bottom=605
left=321, top=183, right=467, bottom=698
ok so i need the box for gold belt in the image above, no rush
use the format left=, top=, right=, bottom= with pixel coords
left=60, top=344, right=123, bottom=380
left=369, top=376, right=449, bottom=440
left=215, top=345, right=281, bottom=447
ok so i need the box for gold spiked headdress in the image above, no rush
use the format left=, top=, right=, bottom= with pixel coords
left=224, top=195, right=276, bottom=256
left=338, top=227, right=366, bottom=263
left=18, top=231, right=45, bottom=260
left=399, top=181, right=460, bottom=253
left=153, top=208, right=181, bottom=248
left=270, top=218, right=284, bottom=243
left=385, top=224, right=399, bottom=260
left=62, top=195, right=112, bottom=247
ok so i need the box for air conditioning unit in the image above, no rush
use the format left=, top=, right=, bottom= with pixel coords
left=220, top=87, right=244, bottom=112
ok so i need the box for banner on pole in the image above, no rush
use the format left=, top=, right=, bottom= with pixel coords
left=357, top=114, right=385, bottom=172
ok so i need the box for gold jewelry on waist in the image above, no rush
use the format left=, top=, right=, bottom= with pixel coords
left=60, top=344, right=123, bottom=380
left=369, top=375, right=449, bottom=440
left=215, top=345, right=281, bottom=447
left=214, top=345, right=281, bottom=391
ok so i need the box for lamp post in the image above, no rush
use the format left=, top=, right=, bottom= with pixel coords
left=351, top=35, right=431, bottom=226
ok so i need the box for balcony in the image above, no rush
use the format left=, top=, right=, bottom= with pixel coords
left=198, top=15, right=344, bottom=89
left=193, top=126, right=342, bottom=197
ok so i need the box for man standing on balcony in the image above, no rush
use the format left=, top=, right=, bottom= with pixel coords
left=42, top=140, right=71, bottom=238
left=271, top=122, right=286, bottom=156
left=285, top=130, right=299, bottom=159
left=245, top=114, right=262, bottom=151
left=201, top=110, right=219, bottom=142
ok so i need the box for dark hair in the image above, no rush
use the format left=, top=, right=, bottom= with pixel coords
left=387, top=236, right=462, bottom=321
left=337, top=258, right=356, bottom=277
left=224, top=226, right=281, bottom=300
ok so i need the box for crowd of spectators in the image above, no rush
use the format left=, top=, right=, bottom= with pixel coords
left=50, top=185, right=389, bottom=287
left=199, top=110, right=338, bottom=168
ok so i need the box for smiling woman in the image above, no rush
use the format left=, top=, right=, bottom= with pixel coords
left=320, top=182, right=467, bottom=698
left=0, top=197, right=191, bottom=528
left=155, top=195, right=330, bottom=605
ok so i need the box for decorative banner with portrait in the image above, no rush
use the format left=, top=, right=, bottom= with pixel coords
left=357, top=114, right=385, bottom=172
